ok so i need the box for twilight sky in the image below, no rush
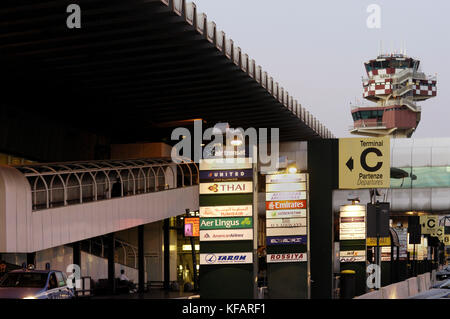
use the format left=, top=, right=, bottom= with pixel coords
left=192, top=0, right=450, bottom=138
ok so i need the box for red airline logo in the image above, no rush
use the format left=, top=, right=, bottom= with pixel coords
left=266, top=200, right=306, bottom=210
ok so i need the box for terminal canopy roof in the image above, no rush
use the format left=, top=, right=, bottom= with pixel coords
left=0, top=0, right=333, bottom=144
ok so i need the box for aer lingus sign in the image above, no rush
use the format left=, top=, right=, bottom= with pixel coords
left=200, top=217, right=253, bottom=230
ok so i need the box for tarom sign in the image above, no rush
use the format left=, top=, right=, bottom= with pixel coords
left=339, top=137, right=390, bottom=189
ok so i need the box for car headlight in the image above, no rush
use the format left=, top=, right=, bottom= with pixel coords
left=23, top=296, right=36, bottom=299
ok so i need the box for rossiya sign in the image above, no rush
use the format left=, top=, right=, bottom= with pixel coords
left=267, top=253, right=307, bottom=263
left=200, top=217, right=253, bottom=230
left=339, top=137, right=390, bottom=189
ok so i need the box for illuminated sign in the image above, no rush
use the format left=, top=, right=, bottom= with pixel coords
left=266, top=218, right=307, bottom=228
left=199, top=158, right=253, bottom=170
left=199, top=229, right=253, bottom=241
left=184, top=217, right=200, bottom=237
left=339, top=205, right=366, bottom=240
left=199, top=182, right=253, bottom=194
left=200, top=217, right=253, bottom=230
left=200, top=252, right=253, bottom=265
left=366, top=237, right=391, bottom=246
left=266, top=174, right=307, bottom=184
left=266, top=227, right=307, bottom=236
left=266, top=183, right=307, bottom=192
left=266, top=200, right=306, bottom=210
left=266, top=209, right=306, bottom=219
left=199, top=205, right=253, bottom=217
left=267, top=253, right=307, bottom=263
left=266, top=236, right=307, bottom=246
left=199, top=169, right=253, bottom=182
left=265, top=191, right=306, bottom=201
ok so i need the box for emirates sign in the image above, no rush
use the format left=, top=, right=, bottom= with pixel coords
left=265, top=200, right=306, bottom=210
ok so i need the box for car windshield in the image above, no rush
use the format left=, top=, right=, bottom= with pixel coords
left=0, top=272, right=47, bottom=288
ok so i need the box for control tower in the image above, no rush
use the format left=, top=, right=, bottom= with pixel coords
left=350, top=53, right=437, bottom=138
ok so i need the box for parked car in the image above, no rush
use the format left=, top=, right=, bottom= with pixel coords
left=436, top=265, right=450, bottom=281
left=0, top=267, right=74, bottom=299
left=409, top=279, right=450, bottom=299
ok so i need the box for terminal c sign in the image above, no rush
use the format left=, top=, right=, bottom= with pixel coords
left=338, top=137, right=390, bottom=189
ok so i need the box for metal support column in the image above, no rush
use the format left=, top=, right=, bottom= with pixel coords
left=163, top=219, right=170, bottom=291
left=138, top=225, right=145, bottom=293
left=73, top=242, right=81, bottom=270
left=107, top=233, right=116, bottom=294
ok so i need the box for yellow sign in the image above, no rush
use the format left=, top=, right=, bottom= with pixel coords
left=339, top=137, right=390, bottom=189
left=367, top=237, right=391, bottom=246
left=430, top=226, right=444, bottom=241
left=420, top=215, right=438, bottom=234
left=444, top=235, right=450, bottom=246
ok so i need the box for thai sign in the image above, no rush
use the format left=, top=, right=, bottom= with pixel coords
left=199, top=181, right=253, bottom=194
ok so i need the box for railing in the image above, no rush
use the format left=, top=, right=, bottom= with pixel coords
left=350, top=121, right=387, bottom=130
left=14, top=158, right=199, bottom=211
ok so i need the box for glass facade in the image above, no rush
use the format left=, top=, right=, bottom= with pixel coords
left=390, top=166, right=450, bottom=188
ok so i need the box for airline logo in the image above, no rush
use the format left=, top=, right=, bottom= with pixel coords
left=266, top=191, right=306, bottom=201
left=200, top=252, right=253, bottom=265
left=199, top=158, right=252, bottom=170
left=266, top=227, right=307, bottom=236
left=266, top=183, right=306, bottom=192
left=200, top=169, right=253, bottom=182
left=200, top=182, right=253, bottom=194
left=266, top=236, right=307, bottom=246
left=200, top=229, right=253, bottom=241
left=340, top=256, right=366, bottom=263
left=266, top=173, right=307, bottom=184
left=267, top=253, right=307, bottom=263
left=266, top=200, right=306, bottom=210
left=266, top=209, right=306, bottom=219
left=200, top=217, right=253, bottom=230
left=266, top=218, right=306, bottom=228
left=200, top=205, right=253, bottom=217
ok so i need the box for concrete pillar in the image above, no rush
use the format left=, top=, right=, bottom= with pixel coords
left=138, top=225, right=145, bottom=293
left=163, top=219, right=170, bottom=290
left=107, top=233, right=116, bottom=294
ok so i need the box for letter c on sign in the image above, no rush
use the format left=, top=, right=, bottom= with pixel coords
left=360, top=148, right=383, bottom=172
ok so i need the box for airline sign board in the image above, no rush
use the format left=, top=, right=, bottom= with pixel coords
left=266, top=209, right=306, bottom=219
left=200, top=252, right=253, bottom=265
left=266, top=236, right=307, bottom=246
left=340, top=250, right=366, bottom=263
left=199, top=158, right=253, bottom=170
left=199, top=169, right=253, bottom=182
left=339, top=205, right=366, bottom=240
left=199, top=217, right=253, bottom=230
left=266, top=218, right=307, bottom=228
left=266, top=174, right=307, bottom=184
left=266, top=191, right=306, bottom=201
left=199, top=228, right=253, bottom=241
left=199, top=205, right=253, bottom=218
left=266, top=227, right=307, bottom=237
left=199, top=182, right=253, bottom=194
left=339, top=137, right=390, bottom=189
left=267, top=253, right=307, bottom=263
left=266, top=200, right=306, bottom=210
left=266, top=183, right=307, bottom=192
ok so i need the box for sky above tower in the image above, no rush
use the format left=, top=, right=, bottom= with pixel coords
left=192, top=0, right=450, bottom=138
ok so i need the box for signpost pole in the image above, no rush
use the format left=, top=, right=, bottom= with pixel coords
left=186, top=209, right=198, bottom=291
left=252, top=144, right=258, bottom=299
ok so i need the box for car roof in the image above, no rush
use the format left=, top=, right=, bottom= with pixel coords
left=8, top=269, right=55, bottom=274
